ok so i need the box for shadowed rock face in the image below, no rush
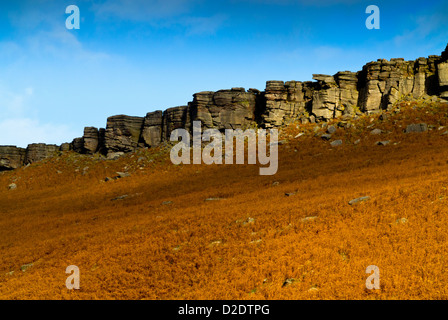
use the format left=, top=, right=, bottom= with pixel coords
left=358, top=56, right=441, bottom=112
left=438, top=45, right=448, bottom=99
left=104, top=115, right=145, bottom=153
left=83, top=127, right=99, bottom=154
left=162, top=106, right=190, bottom=141
left=0, top=146, right=26, bottom=170
left=71, top=137, right=84, bottom=153
left=261, top=80, right=312, bottom=127
left=190, top=88, right=257, bottom=130
left=2, top=45, right=448, bottom=170
left=141, top=111, right=163, bottom=147
left=25, top=144, right=59, bottom=164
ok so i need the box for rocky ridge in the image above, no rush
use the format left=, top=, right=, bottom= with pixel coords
left=2, top=45, right=448, bottom=170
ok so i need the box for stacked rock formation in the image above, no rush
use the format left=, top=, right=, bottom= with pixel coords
left=2, top=44, right=448, bottom=170
left=0, top=146, right=26, bottom=170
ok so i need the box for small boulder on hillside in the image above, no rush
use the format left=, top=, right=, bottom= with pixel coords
left=327, top=125, right=337, bottom=134
left=405, top=123, right=428, bottom=133
left=348, top=196, right=370, bottom=205
left=330, top=140, right=343, bottom=147
left=376, top=141, right=390, bottom=146
left=116, top=172, right=130, bottom=178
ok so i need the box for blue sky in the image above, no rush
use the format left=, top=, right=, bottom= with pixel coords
left=0, top=0, right=447, bottom=147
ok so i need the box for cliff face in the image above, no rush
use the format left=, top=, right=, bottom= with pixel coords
left=2, top=45, right=448, bottom=170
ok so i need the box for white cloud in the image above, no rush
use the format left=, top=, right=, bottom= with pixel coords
left=0, top=85, right=77, bottom=148
left=0, top=85, right=30, bottom=119
left=0, top=118, right=77, bottom=148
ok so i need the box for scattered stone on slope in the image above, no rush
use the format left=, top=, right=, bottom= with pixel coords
left=20, top=263, right=33, bottom=272
left=8, top=183, right=17, bottom=190
left=111, top=194, right=129, bottom=201
left=395, top=217, right=409, bottom=224
left=405, top=123, right=428, bottom=133
left=376, top=140, right=390, bottom=146
left=116, top=172, right=130, bottom=178
left=348, top=196, right=370, bottom=205
left=282, top=278, right=296, bottom=287
left=301, top=216, right=318, bottom=222
left=321, top=134, right=332, bottom=141
left=370, top=128, right=382, bottom=135
left=107, top=152, right=124, bottom=160
left=327, top=125, right=337, bottom=134
left=243, top=217, right=255, bottom=225
left=330, top=140, right=343, bottom=147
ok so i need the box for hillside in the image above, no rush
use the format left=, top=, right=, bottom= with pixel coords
left=2, top=100, right=448, bottom=299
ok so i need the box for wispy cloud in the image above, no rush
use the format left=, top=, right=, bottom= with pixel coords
left=393, top=11, right=448, bottom=47
left=182, top=14, right=227, bottom=36
left=0, top=84, right=77, bottom=147
left=0, top=118, right=77, bottom=147
left=235, top=0, right=364, bottom=6
left=94, top=0, right=198, bottom=21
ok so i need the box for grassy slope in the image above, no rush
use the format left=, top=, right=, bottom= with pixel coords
left=1, top=101, right=448, bottom=299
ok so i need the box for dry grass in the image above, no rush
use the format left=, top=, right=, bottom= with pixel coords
left=1, top=101, right=448, bottom=299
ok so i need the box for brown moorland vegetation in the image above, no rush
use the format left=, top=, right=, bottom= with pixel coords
left=1, top=100, right=448, bottom=299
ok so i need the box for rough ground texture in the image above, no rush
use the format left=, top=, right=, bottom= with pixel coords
left=1, top=101, right=448, bottom=299
left=2, top=45, right=448, bottom=169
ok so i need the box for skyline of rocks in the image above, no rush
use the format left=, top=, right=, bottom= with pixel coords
left=1, top=44, right=448, bottom=171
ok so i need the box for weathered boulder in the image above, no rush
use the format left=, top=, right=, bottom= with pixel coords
left=334, top=71, right=359, bottom=115
left=405, top=123, right=428, bottom=133
left=312, top=75, right=339, bottom=120
left=140, top=110, right=163, bottom=147
left=83, top=127, right=99, bottom=154
left=0, top=146, right=26, bottom=170
left=358, top=56, right=441, bottom=113
left=25, top=143, right=59, bottom=164
left=261, top=81, right=311, bottom=127
left=104, top=115, right=144, bottom=153
left=190, top=88, right=257, bottom=130
left=162, top=106, right=190, bottom=141
left=71, top=137, right=84, bottom=153
left=438, top=62, right=448, bottom=98
left=60, top=143, right=71, bottom=152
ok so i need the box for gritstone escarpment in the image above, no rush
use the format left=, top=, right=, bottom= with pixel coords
left=2, top=45, right=448, bottom=170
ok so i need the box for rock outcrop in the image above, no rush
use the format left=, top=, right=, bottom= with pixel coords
left=0, top=146, right=26, bottom=170
left=104, top=115, right=145, bottom=153
left=83, top=127, right=100, bottom=154
left=140, top=110, right=163, bottom=147
left=162, top=106, right=190, bottom=141
left=190, top=88, right=257, bottom=130
left=261, top=80, right=313, bottom=127
left=439, top=45, right=448, bottom=98
left=25, top=144, right=59, bottom=164
left=2, top=44, right=448, bottom=170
